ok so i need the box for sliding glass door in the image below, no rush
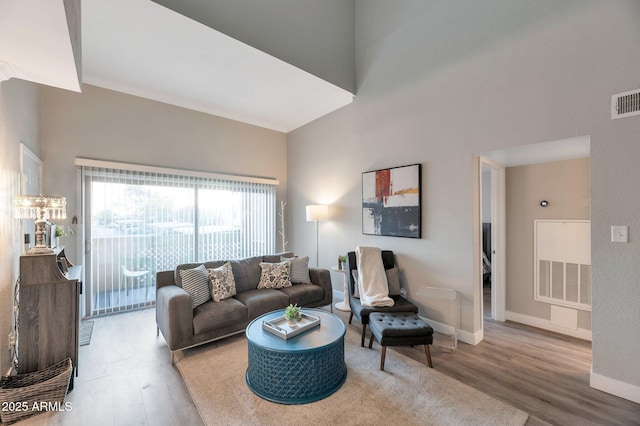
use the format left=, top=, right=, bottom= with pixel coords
left=82, top=165, right=275, bottom=316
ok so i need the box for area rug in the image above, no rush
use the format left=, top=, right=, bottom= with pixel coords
left=176, top=326, right=529, bottom=426
left=79, top=320, right=94, bottom=346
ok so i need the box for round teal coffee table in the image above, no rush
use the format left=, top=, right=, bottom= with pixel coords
left=245, top=308, right=347, bottom=404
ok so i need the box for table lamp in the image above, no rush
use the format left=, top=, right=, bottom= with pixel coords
left=14, top=194, right=66, bottom=254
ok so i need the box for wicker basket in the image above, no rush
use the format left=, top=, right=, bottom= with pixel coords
left=0, top=358, right=72, bottom=424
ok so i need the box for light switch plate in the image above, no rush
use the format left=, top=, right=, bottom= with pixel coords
left=611, top=225, right=628, bottom=243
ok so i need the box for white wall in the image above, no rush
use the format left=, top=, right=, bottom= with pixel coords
left=287, top=0, right=640, bottom=398
left=0, top=79, right=40, bottom=375
left=40, top=84, right=288, bottom=264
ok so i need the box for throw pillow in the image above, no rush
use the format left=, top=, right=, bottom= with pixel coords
left=386, top=266, right=401, bottom=296
left=179, top=264, right=211, bottom=308
left=257, top=261, right=292, bottom=289
left=281, top=256, right=311, bottom=284
left=351, top=270, right=360, bottom=299
left=207, top=262, right=237, bottom=302
left=352, top=268, right=400, bottom=297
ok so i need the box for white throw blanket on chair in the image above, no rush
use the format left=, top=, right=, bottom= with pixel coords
left=356, top=246, right=394, bottom=307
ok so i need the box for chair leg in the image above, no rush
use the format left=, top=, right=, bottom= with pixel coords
left=380, top=346, right=387, bottom=371
left=348, top=312, right=353, bottom=324
left=361, top=323, right=367, bottom=347
left=368, top=332, right=375, bottom=349
left=424, top=344, right=433, bottom=368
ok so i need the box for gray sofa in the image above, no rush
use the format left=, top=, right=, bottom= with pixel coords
left=155, top=252, right=332, bottom=362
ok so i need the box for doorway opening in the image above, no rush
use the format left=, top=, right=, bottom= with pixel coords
left=475, top=135, right=591, bottom=340
left=478, top=158, right=505, bottom=327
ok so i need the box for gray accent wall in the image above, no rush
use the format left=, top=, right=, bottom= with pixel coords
left=505, top=158, right=591, bottom=330
left=40, top=84, right=288, bottom=264
left=152, top=0, right=355, bottom=94
left=287, top=0, right=640, bottom=393
left=0, top=79, right=40, bottom=375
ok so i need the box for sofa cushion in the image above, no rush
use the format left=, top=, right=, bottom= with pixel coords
left=263, top=251, right=294, bottom=263
left=229, top=256, right=262, bottom=293
left=192, top=298, right=247, bottom=335
left=257, top=261, right=292, bottom=289
left=234, top=289, right=289, bottom=320
left=207, top=262, right=236, bottom=302
left=179, top=265, right=211, bottom=308
left=281, top=256, right=311, bottom=284
left=277, top=283, right=324, bottom=306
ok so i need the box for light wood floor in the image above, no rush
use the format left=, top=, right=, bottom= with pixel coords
left=15, top=299, right=640, bottom=426
left=388, top=287, right=640, bottom=426
left=16, top=308, right=203, bottom=426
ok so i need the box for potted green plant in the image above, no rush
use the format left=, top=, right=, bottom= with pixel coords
left=284, top=304, right=302, bottom=328
left=55, top=225, right=66, bottom=237
left=338, top=255, right=347, bottom=270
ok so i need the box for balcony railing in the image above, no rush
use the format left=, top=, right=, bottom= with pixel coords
left=88, top=233, right=257, bottom=315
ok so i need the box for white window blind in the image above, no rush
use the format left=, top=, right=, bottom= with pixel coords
left=79, top=160, right=277, bottom=315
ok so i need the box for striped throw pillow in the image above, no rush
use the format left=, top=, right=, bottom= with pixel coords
left=179, top=264, right=211, bottom=308
left=281, top=256, right=311, bottom=284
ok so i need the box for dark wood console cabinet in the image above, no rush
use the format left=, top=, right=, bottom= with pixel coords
left=18, top=248, right=81, bottom=384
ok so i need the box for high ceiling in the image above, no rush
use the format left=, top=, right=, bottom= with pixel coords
left=0, top=0, right=80, bottom=91
left=81, top=0, right=354, bottom=133
left=0, top=0, right=354, bottom=133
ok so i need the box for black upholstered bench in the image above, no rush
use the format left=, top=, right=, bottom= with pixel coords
left=368, top=312, right=434, bottom=371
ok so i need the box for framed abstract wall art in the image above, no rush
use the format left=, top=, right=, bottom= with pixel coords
left=362, top=163, right=421, bottom=238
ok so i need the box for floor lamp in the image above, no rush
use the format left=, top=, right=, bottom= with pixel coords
left=306, top=204, right=328, bottom=267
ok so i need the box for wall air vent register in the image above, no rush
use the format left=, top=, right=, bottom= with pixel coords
left=611, top=88, right=640, bottom=119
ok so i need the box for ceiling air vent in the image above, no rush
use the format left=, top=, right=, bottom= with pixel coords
left=612, top=89, right=640, bottom=119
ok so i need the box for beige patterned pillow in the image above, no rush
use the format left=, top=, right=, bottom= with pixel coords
left=207, top=262, right=237, bottom=302
left=257, top=261, right=292, bottom=289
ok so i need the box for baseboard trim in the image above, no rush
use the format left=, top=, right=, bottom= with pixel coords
left=505, top=311, right=592, bottom=341
left=418, top=315, right=481, bottom=346
left=463, top=328, right=483, bottom=345
left=591, top=368, right=640, bottom=404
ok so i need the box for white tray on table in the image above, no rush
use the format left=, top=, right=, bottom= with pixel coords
left=262, top=311, right=321, bottom=340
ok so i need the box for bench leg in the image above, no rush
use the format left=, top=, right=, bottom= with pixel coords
left=424, top=344, right=433, bottom=368
left=380, top=346, right=387, bottom=371
left=368, top=332, right=375, bottom=349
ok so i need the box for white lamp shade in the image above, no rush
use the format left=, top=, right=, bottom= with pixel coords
left=306, top=204, right=329, bottom=222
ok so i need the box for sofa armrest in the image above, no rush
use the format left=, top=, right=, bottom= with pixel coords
left=156, top=285, right=193, bottom=351
left=156, top=270, right=176, bottom=290
left=309, top=267, right=333, bottom=307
